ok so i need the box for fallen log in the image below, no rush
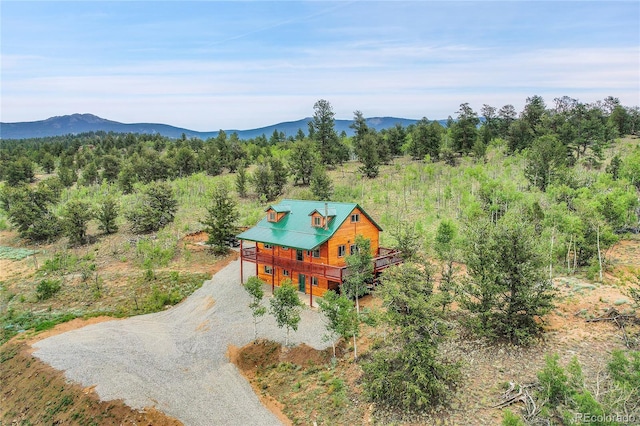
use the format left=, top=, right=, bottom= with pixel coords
left=584, top=307, right=639, bottom=348
left=493, top=382, right=537, bottom=409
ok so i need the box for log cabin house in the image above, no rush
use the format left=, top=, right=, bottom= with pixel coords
left=237, top=199, right=402, bottom=305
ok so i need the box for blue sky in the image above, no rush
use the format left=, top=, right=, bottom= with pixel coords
left=2, top=1, right=639, bottom=131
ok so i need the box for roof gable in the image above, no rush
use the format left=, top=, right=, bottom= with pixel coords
left=308, top=208, right=337, bottom=217
left=265, top=204, right=291, bottom=213
left=237, top=199, right=382, bottom=250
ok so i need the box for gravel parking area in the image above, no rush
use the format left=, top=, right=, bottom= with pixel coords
left=33, top=259, right=330, bottom=426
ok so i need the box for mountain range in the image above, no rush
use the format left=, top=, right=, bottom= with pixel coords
left=0, top=113, right=424, bottom=140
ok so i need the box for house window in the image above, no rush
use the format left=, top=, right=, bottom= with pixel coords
left=338, top=245, right=346, bottom=257
left=311, top=277, right=319, bottom=287
left=312, top=249, right=320, bottom=258
left=264, top=243, right=272, bottom=249
left=283, top=269, right=290, bottom=277
left=350, top=244, right=356, bottom=255
left=282, top=246, right=289, bottom=251
left=313, top=216, right=322, bottom=227
left=351, top=213, right=360, bottom=223
left=268, top=212, right=276, bottom=222
left=264, top=265, right=273, bottom=275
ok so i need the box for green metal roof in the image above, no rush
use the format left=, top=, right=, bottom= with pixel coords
left=237, top=199, right=382, bottom=250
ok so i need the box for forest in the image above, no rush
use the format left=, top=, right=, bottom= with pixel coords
left=1, top=95, right=639, bottom=425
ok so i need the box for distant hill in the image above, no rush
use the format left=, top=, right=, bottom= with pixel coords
left=0, top=113, right=425, bottom=141
left=0, top=114, right=216, bottom=140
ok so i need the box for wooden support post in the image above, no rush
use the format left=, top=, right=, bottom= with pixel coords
left=239, top=240, right=243, bottom=285
left=309, top=253, right=313, bottom=307
left=271, top=250, right=275, bottom=294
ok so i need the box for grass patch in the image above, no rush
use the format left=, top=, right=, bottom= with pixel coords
left=39, top=251, right=94, bottom=275
left=0, top=246, right=38, bottom=261
left=129, top=271, right=210, bottom=315
left=33, top=312, right=78, bottom=332
left=0, top=310, right=79, bottom=345
left=1, top=267, right=211, bottom=344
left=254, top=360, right=363, bottom=425
left=572, top=283, right=597, bottom=292
left=0, top=343, right=19, bottom=363
left=135, top=235, right=176, bottom=269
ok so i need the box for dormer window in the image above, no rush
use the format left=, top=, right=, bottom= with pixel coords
left=265, top=204, right=290, bottom=223
left=309, top=206, right=335, bottom=228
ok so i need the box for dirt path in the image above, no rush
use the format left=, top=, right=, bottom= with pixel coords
left=32, top=259, right=330, bottom=426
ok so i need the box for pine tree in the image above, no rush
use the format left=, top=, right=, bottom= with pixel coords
left=100, top=154, right=120, bottom=183
left=357, top=133, right=380, bottom=178
left=40, top=153, right=56, bottom=174
left=96, top=197, right=119, bottom=234
left=459, top=212, right=555, bottom=344
left=310, top=99, right=343, bottom=167
left=117, top=162, right=137, bottom=194
left=434, top=220, right=458, bottom=312
left=61, top=199, right=93, bottom=246
left=5, top=157, right=35, bottom=186
left=2, top=183, right=62, bottom=242
left=524, top=135, right=567, bottom=191
left=252, top=162, right=274, bottom=201
left=390, top=221, right=422, bottom=261
left=57, top=165, right=77, bottom=188
left=235, top=164, right=248, bottom=198
left=310, top=165, right=333, bottom=201
left=125, top=182, right=177, bottom=233
left=408, top=117, right=443, bottom=161
left=451, top=103, right=480, bottom=155
left=201, top=185, right=239, bottom=255
left=288, top=140, right=319, bottom=185
left=362, top=262, right=460, bottom=409
left=174, top=146, right=197, bottom=177
left=269, top=157, right=288, bottom=198
left=81, top=161, right=99, bottom=186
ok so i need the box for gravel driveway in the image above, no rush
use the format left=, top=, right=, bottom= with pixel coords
left=33, top=259, right=330, bottom=426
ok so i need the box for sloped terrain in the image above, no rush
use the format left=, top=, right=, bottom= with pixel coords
left=30, top=259, right=329, bottom=425
left=230, top=238, right=640, bottom=425
left=1, top=339, right=181, bottom=425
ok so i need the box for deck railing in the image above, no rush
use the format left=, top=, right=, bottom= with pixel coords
left=373, top=248, right=404, bottom=272
left=241, top=246, right=402, bottom=281
left=241, top=247, right=345, bottom=280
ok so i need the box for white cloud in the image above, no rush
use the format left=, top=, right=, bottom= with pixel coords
left=2, top=39, right=638, bottom=129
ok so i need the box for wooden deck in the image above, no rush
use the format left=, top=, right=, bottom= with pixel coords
left=240, top=246, right=403, bottom=282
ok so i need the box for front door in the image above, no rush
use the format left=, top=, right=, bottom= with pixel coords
left=298, top=274, right=306, bottom=293
left=296, top=250, right=304, bottom=261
